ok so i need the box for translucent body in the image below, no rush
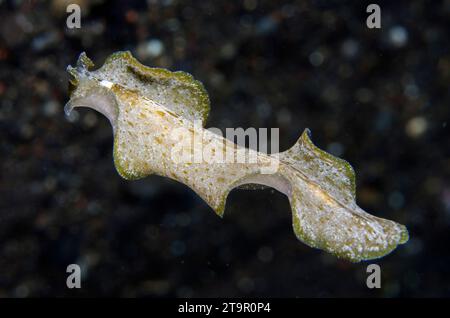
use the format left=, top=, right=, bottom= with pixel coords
left=65, top=52, right=408, bottom=262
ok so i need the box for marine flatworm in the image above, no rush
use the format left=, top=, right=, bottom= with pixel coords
left=65, top=51, right=408, bottom=262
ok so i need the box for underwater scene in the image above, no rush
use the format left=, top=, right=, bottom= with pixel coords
left=0, top=0, right=449, bottom=299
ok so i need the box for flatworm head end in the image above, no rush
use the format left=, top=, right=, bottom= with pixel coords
left=65, top=52, right=119, bottom=132
left=65, top=51, right=211, bottom=133
left=65, top=51, right=212, bottom=179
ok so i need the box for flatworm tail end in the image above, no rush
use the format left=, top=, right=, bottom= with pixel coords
left=278, top=129, right=409, bottom=262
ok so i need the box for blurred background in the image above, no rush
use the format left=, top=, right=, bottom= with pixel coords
left=0, top=0, right=449, bottom=297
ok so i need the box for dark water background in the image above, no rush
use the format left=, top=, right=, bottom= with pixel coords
left=0, top=0, right=449, bottom=297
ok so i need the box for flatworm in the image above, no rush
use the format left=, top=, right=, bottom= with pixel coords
left=65, top=51, right=408, bottom=262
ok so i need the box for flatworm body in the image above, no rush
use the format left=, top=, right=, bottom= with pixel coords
left=65, top=51, right=408, bottom=262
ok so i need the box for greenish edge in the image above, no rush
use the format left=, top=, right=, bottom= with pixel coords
left=301, top=128, right=356, bottom=198
left=68, top=52, right=95, bottom=96
left=214, top=197, right=226, bottom=218
left=291, top=192, right=409, bottom=262
left=77, top=52, right=95, bottom=69
left=104, top=51, right=211, bottom=126
left=112, top=136, right=150, bottom=181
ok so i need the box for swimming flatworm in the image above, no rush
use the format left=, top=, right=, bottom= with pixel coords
left=65, top=51, right=408, bottom=262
